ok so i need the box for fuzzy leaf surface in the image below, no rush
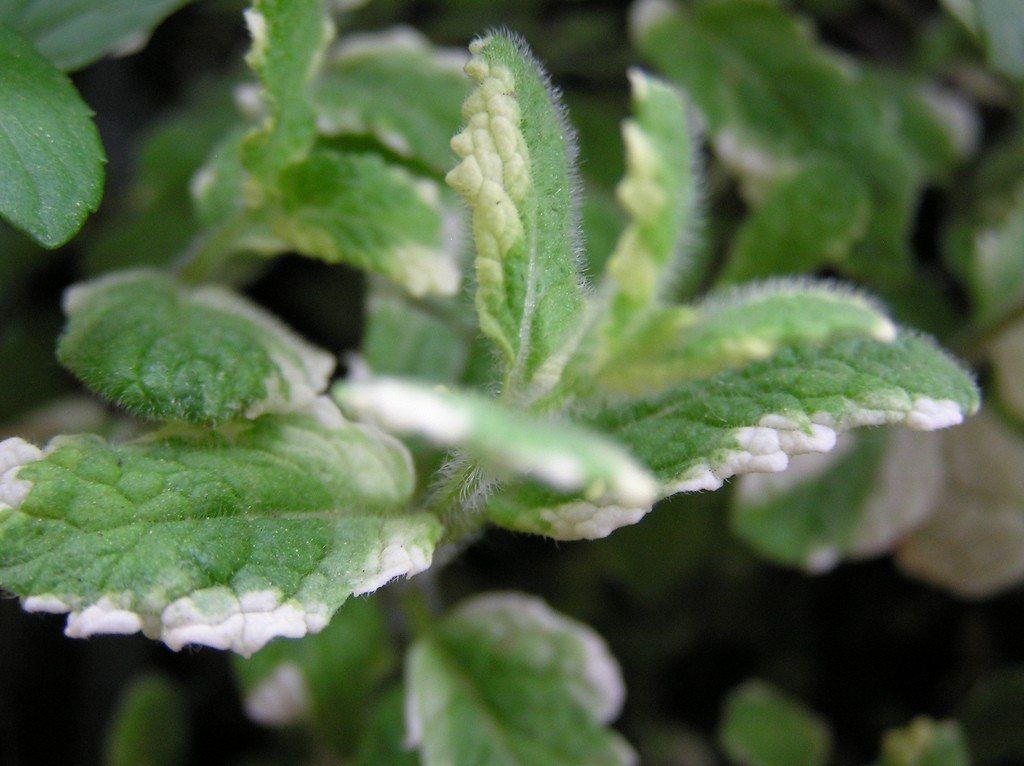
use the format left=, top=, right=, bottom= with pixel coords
left=584, top=333, right=977, bottom=496
left=604, top=69, right=696, bottom=321
left=242, top=0, right=332, bottom=182
left=406, top=592, right=634, bottom=766
left=719, top=681, right=831, bottom=766
left=491, top=334, right=976, bottom=540
left=334, top=378, right=658, bottom=507
left=0, top=0, right=190, bottom=71
left=313, top=28, right=470, bottom=174
left=0, top=24, right=104, bottom=247
left=592, top=280, right=897, bottom=393
left=57, top=271, right=335, bottom=425
left=447, top=33, right=585, bottom=393
left=273, top=150, right=458, bottom=297
left=0, top=402, right=438, bottom=656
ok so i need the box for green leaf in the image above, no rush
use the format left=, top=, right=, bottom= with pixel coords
left=406, top=592, right=634, bottom=765
left=272, top=150, right=459, bottom=297
left=632, top=0, right=920, bottom=287
left=732, top=428, right=944, bottom=573
left=0, top=0, right=190, bottom=71
left=361, top=286, right=469, bottom=384
left=591, top=280, right=898, bottom=394
left=604, top=69, right=697, bottom=321
left=491, top=332, right=976, bottom=541
left=581, top=333, right=978, bottom=497
left=0, top=24, right=104, bottom=247
left=897, top=408, right=1024, bottom=597
left=57, top=271, right=336, bottom=425
left=875, top=718, right=972, bottom=766
left=104, top=674, right=188, bottom=766
left=447, top=32, right=586, bottom=394
left=312, top=28, right=471, bottom=175
left=718, top=680, right=831, bottom=766
left=720, top=161, right=871, bottom=284
left=333, top=378, right=658, bottom=508
left=234, top=597, right=395, bottom=755
left=242, top=0, right=334, bottom=183
left=354, top=686, right=418, bottom=766
left=942, top=0, right=1024, bottom=78
left=0, top=400, right=439, bottom=655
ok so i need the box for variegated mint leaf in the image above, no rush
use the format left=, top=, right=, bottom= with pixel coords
left=593, top=279, right=897, bottom=394
left=57, top=270, right=335, bottom=425
left=0, top=401, right=440, bottom=656
left=406, top=592, right=635, bottom=766
left=631, top=0, right=921, bottom=289
left=897, top=408, right=1024, bottom=598
left=490, top=333, right=975, bottom=541
left=313, top=27, right=471, bottom=175
left=582, top=333, right=977, bottom=497
left=732, top=428, right=944, bottom=574
left=719, top=680, right=831, bottom=766
left=241, top=0, right=333, bottom=183
left=272, top=150, right=459, bottom=297
left=447, top=32, right=586, bottom=394
left=234, top=597, right=395, bottom=755
left=603, top=68, right=697, bottom=321
left=333, top=378, right=657, bottom=508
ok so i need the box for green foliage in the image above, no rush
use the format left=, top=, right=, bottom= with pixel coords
left=875, top=718, right=971, bottom=766
left=57, top=271, right=335, bottom=425
left=0, top=24, right=104, bottom=247
left=447, top=32, right=585, bottom=395
left=104, top=674, right=189, bottom=766
left=718, top=680, right=831, bottom=766
left=1, top=0, right=1019, bottom=761
left=0, top=404, right=438, bottom=656
left=0, top=0, right=191, bottom=71
left=234, top=597, right=397, bottom=755
left=406, top=592, right=634, bottom=765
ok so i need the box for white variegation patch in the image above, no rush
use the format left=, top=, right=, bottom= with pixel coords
left=244, top=661, right=313, bottom=727
left=669, top=396, right=967, bottom=496
left=337, top=378, right=472, bottom=442
left=0, top=437, right=43, bottom=509
left=20, top=529, right=434, bottom=657
left=352, top=524, right=436, bottom=595
left=534, top=502, right=650, bottom=541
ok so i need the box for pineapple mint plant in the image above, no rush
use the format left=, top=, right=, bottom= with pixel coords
left=3, top=0, right=1022, bottom=763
